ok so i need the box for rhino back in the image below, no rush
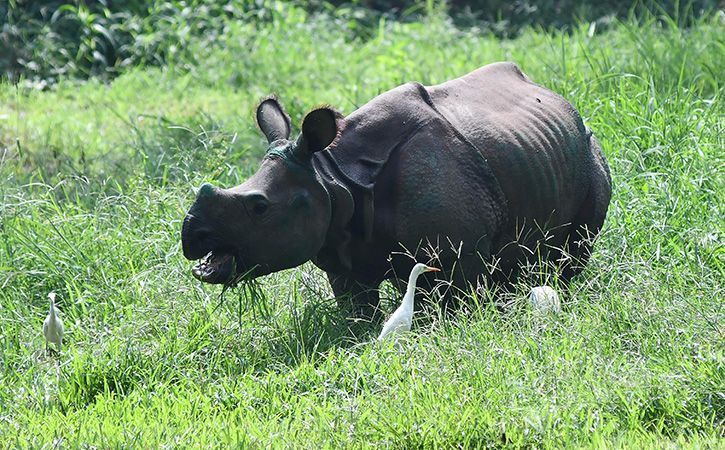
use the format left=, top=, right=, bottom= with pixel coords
left=428, top=62, right=592, bottom=227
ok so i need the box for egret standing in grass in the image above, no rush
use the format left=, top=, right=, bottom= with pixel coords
left=43, top=292, right=64, bottom=354
left=377, top=263, right=440, bottom=341
left=529, top=285, right=561, bottom=314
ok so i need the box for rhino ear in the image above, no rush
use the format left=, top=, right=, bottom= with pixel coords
left=297, top=107, right=340, bottom=155
left=256, top=97, right=291, bottom=143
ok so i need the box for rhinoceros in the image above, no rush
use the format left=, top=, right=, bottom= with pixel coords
left=181, top=62, right=611, bottom=316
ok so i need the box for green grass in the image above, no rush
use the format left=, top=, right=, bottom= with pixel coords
left=1, top=7, right=723, bottom=448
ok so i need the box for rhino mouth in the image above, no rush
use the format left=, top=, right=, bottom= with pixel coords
left=191, top=250, right=238, bottom=285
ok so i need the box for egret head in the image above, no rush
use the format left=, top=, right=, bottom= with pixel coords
left=411, top=263, right=440, bottom=278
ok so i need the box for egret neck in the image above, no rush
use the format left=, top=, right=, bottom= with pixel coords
left=402, top=269, right=422, bottom=312
left=49, top=296, right=57, bottom=319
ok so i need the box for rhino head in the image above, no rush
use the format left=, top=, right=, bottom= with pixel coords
left=181, top=98, right=341, bottom=284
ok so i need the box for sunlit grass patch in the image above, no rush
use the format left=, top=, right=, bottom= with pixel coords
left=0, top=7, right=723, bottom=448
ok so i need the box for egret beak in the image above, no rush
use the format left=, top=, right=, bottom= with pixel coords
left=424, top=266, right=441, bottom=272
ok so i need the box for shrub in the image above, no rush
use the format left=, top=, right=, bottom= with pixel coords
left=1, top=0, right=719, bottom=85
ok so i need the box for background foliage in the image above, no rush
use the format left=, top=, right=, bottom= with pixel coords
left=1, top=0, right=720, bottom=83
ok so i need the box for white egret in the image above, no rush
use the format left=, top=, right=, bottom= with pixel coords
left=528, top=285, right=561, bottom=314
left=43, top=292, right=64, bottom=353
left=377, top=263, right=440, bottom=341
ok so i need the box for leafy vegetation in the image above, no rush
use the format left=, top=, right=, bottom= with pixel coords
left=2, top=0, right=719, bottom=83
left=0, top=2, right=723, bottom=447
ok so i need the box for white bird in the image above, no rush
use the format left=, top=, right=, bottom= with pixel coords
left=378, top=263, right=440, bottom=341
left=43, top=292, right=64, bottom=353
left=528, top=285, right=561, bottom=314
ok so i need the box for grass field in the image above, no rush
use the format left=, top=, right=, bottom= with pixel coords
left=1, top=5, right=723, bottom=448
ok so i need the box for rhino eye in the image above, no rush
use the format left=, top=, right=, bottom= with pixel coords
left=245, top=192, right=270, bottom=216
left=252, top=199, right=269, bottom=215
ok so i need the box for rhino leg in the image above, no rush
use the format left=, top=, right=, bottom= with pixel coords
left=561, top=136, right=612, bottom=282
left=326, top=272, right=381, bottom=321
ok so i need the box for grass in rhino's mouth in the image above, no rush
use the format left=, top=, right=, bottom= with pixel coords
left=212, top=276, right=271, bottom=331
left=192, top=250, right=238, bottom=285
left=192, top=250, right=260, bottom=287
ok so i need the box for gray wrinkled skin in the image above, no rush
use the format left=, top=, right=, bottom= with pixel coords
left=181, top=62, right=612, bottom=318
